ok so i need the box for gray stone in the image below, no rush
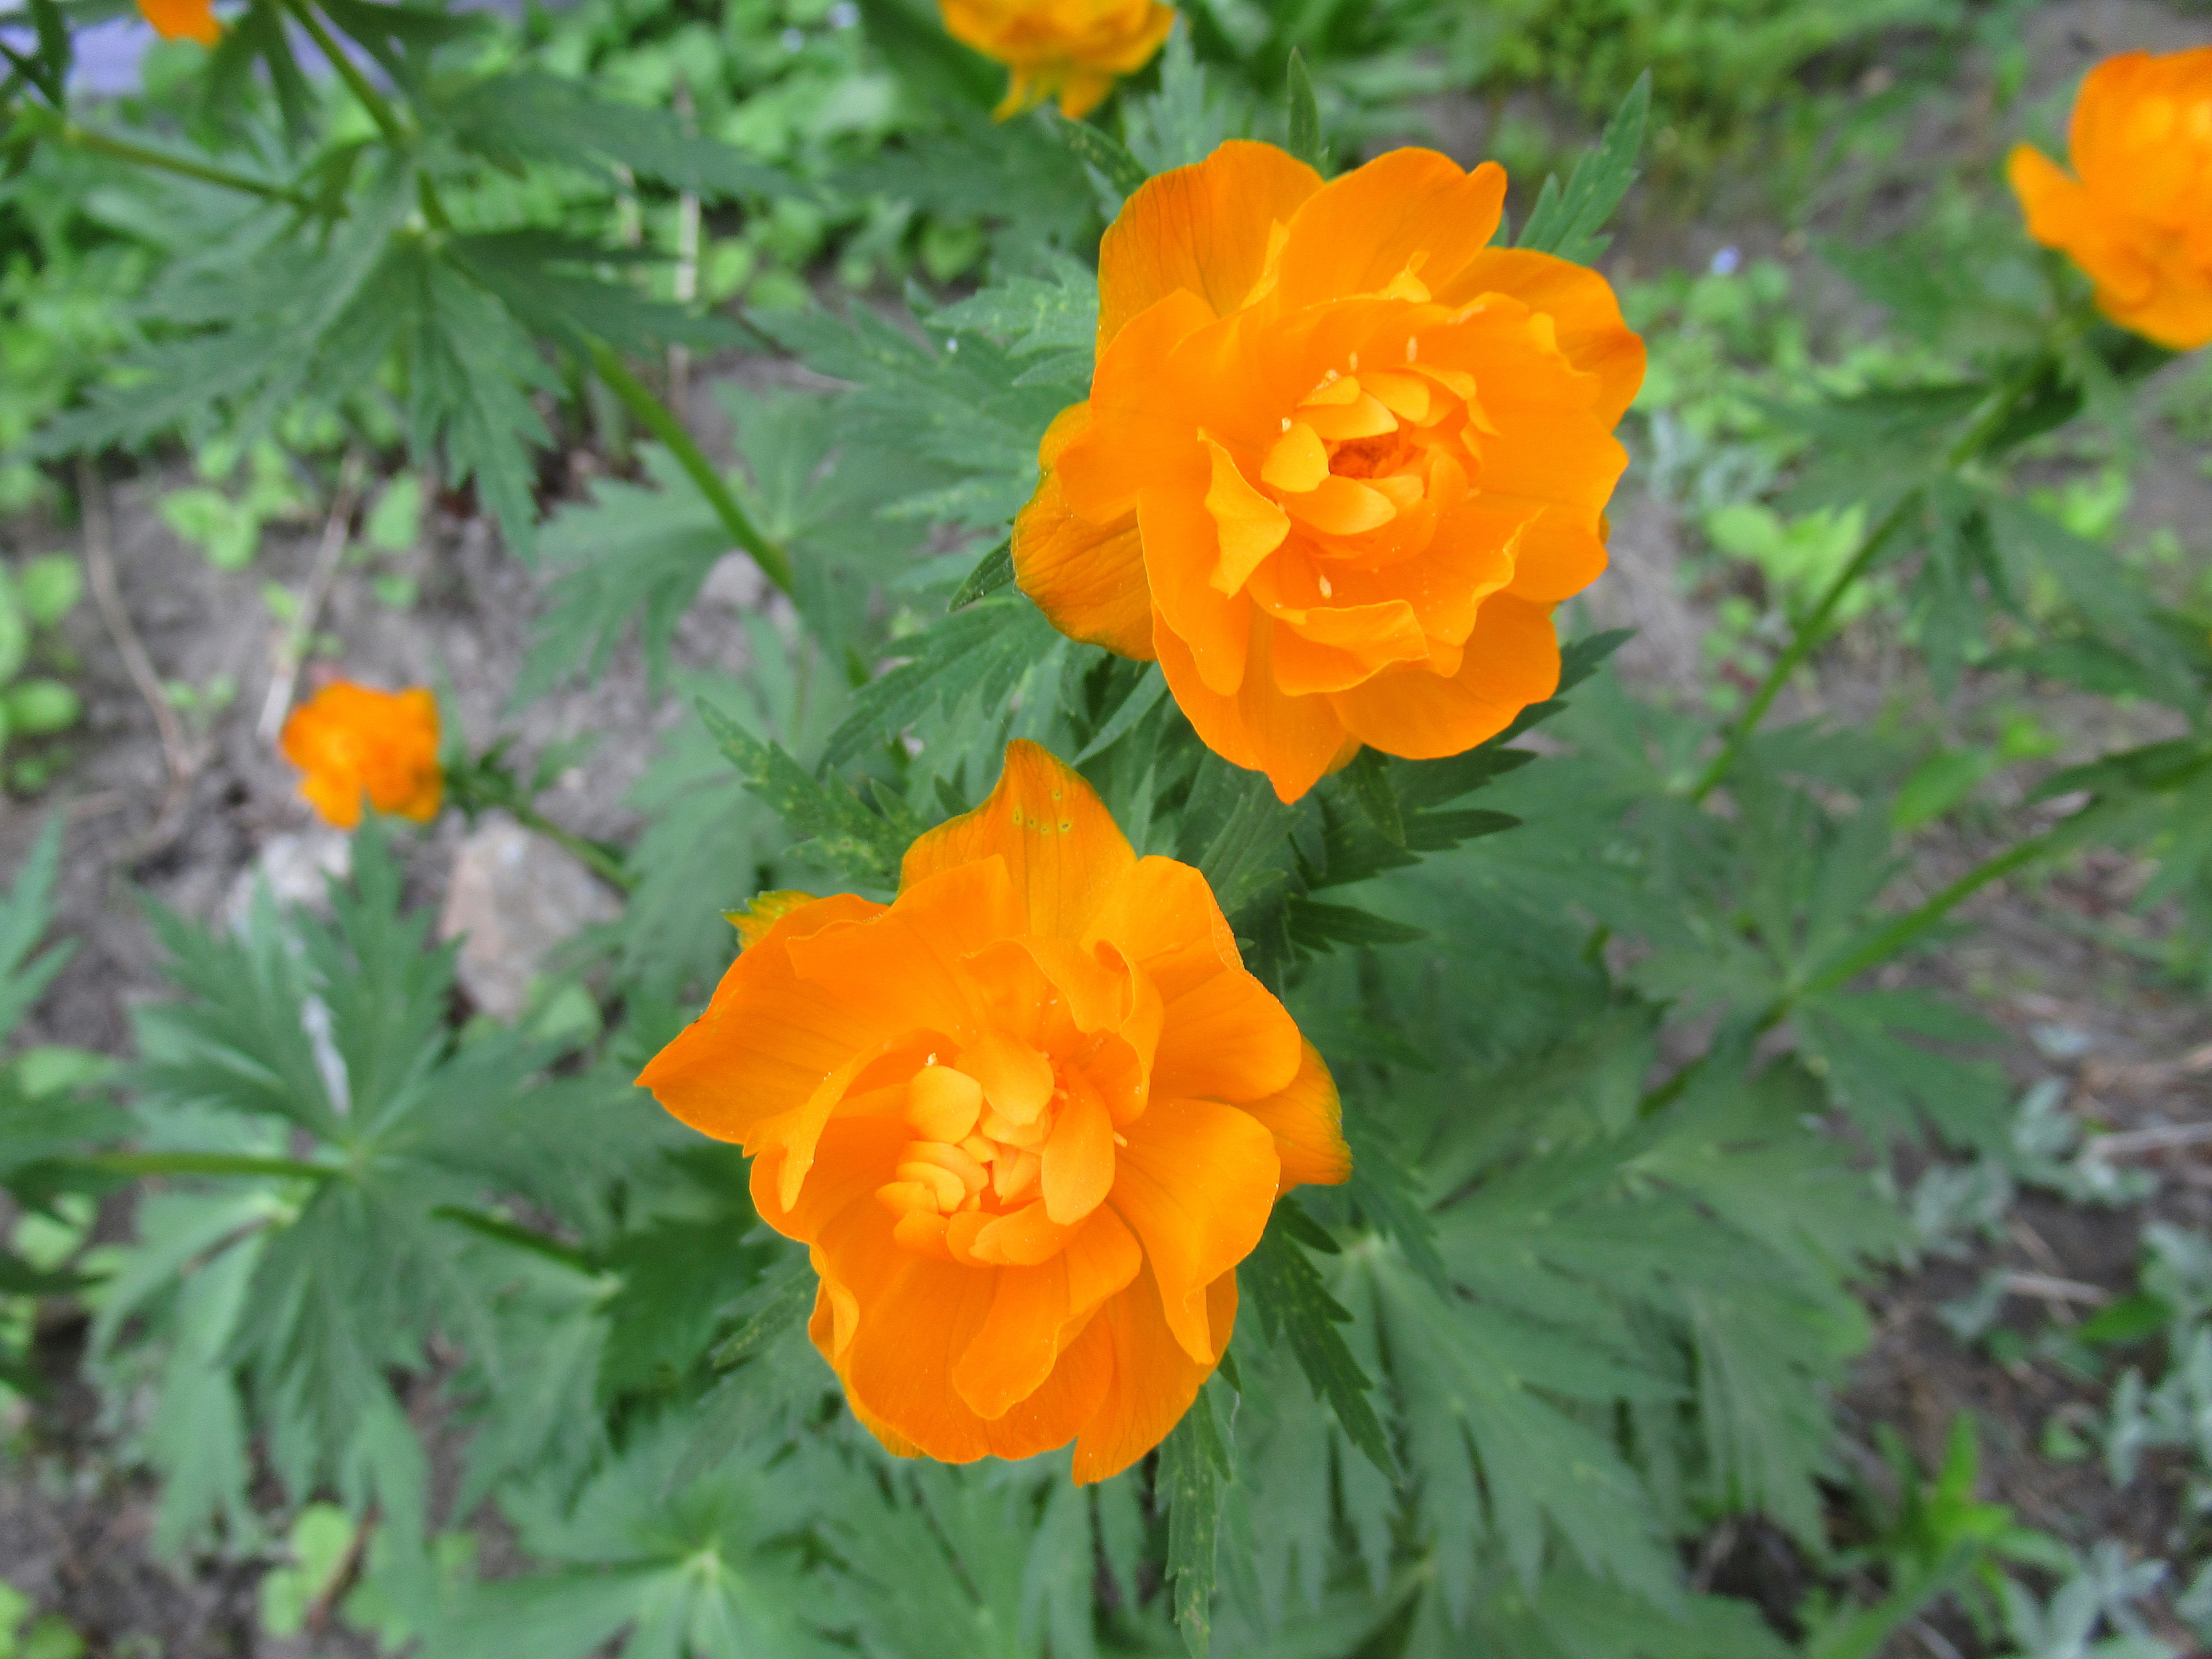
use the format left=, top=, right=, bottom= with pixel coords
left=439, top=814, right=620, bottom=1020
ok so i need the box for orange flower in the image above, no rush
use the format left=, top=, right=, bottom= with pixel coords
left=1015, top=142, right=1645, bottom=802
left=2008, top=49, right=2212, bottom=351
left=638, top=741, right=1349, bottom=1481
left=279, top=681, right=443, bottom=830
left=137, top=0, right=221, bottom=46
left=939, top=0, right=1175, bottom=120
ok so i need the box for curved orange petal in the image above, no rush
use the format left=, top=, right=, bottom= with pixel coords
left=1098, top=141, right=1324, bottom=353
left=1328, top=591, right=1559, bottom=759
left=1239, top=1039, right=1350, bottom=1190
left=899, top=741, right=1135, bottom=941
left=1083, top=854, right=1242, bottom=995
left=1153, top=612, right=1351, bottom=803
left=1437, top=249, right=1647, bottom=427
left=635, top=893, right=888, bottom=1144
left=1071, top=1266, right=1236, bottom=1483
left=1272, top=150, right=1508, bottom=313
left=1147, top=952, right=1304, bottom=1106
left=1014, top=483, right=1154, bottom=660
left=1109, top=1095, right=1279, bottom=1362
left=818, top=1203, right=998, bottom=1464
left=950, top=1205, right=1141, bottom=1418
left=1137, top=466, right=1253, bottom=699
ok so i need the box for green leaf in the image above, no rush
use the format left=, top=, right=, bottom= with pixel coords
left=1159, top=1382, right=1236, bottom=1658
left=0, top=818, right=70, bottom=1039
left=823, top=597, right=1062, bottom=767
left=947, top=538, right=1015, bottom=612
left=699, top=700, right=911, bottom=888
left=1240, top=1205, right=1396, bottom=1478
left=432, top=73, right=795, bottom=201
left=1048, top=108, right=1150, bottom=198
left=1284, top=49, right=1325, bottom=172
left=1516, top=72, right=1650, bottom=265
left=1284, top=898, right=1427, bottom=953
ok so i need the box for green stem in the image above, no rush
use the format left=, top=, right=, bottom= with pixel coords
left=1690, top=489, right=1921, bottom=803
left=587, top=339, right=795, bottom=596
left=1688, top=357, right=2061, bottom=805
left=81, top=1151, right=338, bottom=1183
left=507, top=800, right=637, bottom=893
left=1797, top=827, right=2063, bottom=999
left=279, top=0, right=454, bottom=230
left=283, top=0, right=404, bottom=146
left=431, top=1205, right=601, bottom=1275
left=42, top=119, right=311, bottom=208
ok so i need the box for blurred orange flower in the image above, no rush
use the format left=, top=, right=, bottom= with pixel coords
left=279, top=681, right=443, bottom=830
left=2008, top=48, right=2212, bottom=351
left=939, top=0, right=1175, bottom=120
left=1015, top=141, right=1645, bottom=802
left=638, top=740, right=1348, bottom=1481
left=137, top=0, right=221, bottom=46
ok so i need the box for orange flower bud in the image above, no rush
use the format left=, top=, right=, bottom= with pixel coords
left=1015, top=142, right=1646, bottom=802
left=2008, top=49, right=2212, bottom=351
left=939, top=0, right=1175, bottom=121
left=638, top=740, right=1350, bottom=1481
left=137, top=0, right=222, bottom=46
left=278, top=681, right=443, bottom=830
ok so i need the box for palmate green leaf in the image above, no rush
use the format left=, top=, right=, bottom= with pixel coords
left=1349, top=1245, right=1682, bottom=1617
left=826, top=597, right=1063, bottom=766
left=32, top=170, right=412, bottom=459
left=122, top=822, right=610, bottom=1501
left=426, top=1424, right=835, bottom=1659
left=595, top=1163, right=772, bottom=1405
left=929, top=251, right=1098, bottom=385
left=753, top=297, right=1078, bottom=534
left=521, top=446, right=735, bottom=694
left=431, top=72, right=795, bottom=200
left=0, top=816, right=69, bottom=1037
left=1516, top=72, right=1650, bottom=265
left=1237, top=1204, right=1394, bottom=1478
left=700, top=700, right=913, bottom=890
left=845, top=1464, right=1076, bottom=1659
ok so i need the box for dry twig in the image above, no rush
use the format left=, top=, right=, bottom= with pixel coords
left=78, top=457, right=204, bottom=856
left=257, top=449, right=366, bottom=742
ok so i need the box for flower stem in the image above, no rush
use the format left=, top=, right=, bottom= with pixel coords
left=1688, top=358, right=2061, bottom=805
left=40, top=118, right=311, bottom=208
left=279, top=0, right=455, bottom=231
left=282, top=0, right=404, bottom=146
left=505, top=799, right=637, bottom=893
left=1797, top=827, right=2067, bottom=1000
left=1689, top=488, right=1921, bottom=803
left=82, top=1150, right=338, bottom=1183
left=586, top=339, right=795, bottom=597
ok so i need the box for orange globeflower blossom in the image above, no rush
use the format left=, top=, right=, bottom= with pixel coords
left=2008, top=48, right=2212, bottom=352
left=1015, top=142, right=1645, bottom=802
left=637, top=741, right=1349, bottom=1481
left=940, top=0, right=1175, bottom=121
left=137, top=0, right=221, bottom=46
left=278, top=681, right=443, bottom=830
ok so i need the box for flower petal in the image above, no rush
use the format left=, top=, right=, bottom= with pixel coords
left=1099, top=141, right=1324, bottom=352
left=1271, top=150, right=1507, bottom=312
left=1015, top=405, right=1155, bottom=658
left=1071, top=1265, right=1236, bottom=1483
left=1328, top=592, right=1559, bottom=759
left=952, top=1206, right=1140, bottom=1418
left=1436, top=248, right=1647, bottom=427
left=899, top=740, right=1136, bottom=941
left=1239, top=1040, right=1351, bottom=1190
left=1109, top=1096, right=1279, bottom=1362
left=635, top=893, right=889, bottom=1145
